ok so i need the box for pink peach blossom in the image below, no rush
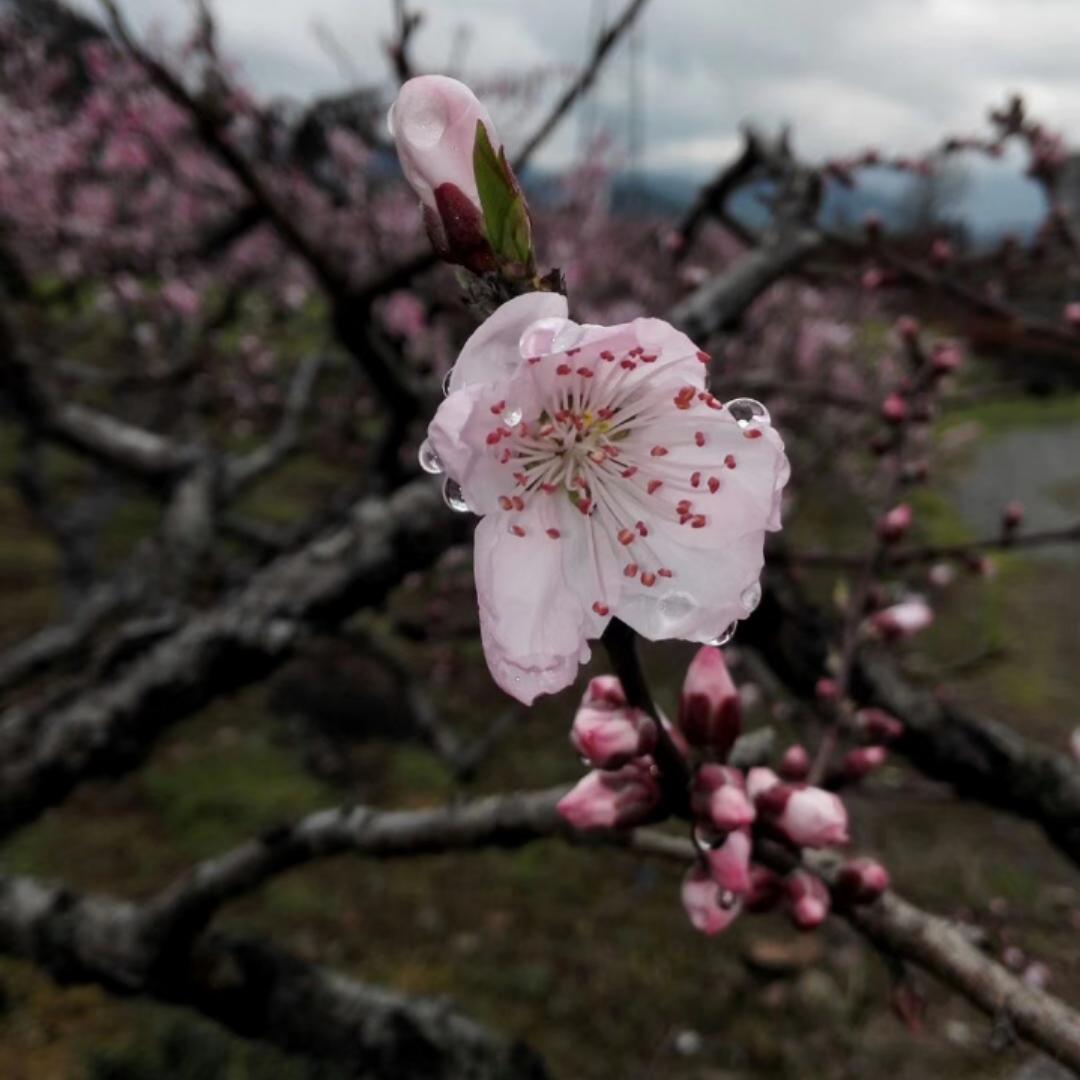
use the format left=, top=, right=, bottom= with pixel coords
left=704, top=828, right=752, bottom=895
left=786, top=869, right=831, bottom=929
left=426, top=293, right=789, bottom=703
left=871, top=598, right=934, bottom=640
left=757, top=783, right=849, bottom=848
left=691, top=764, right=756, bottom=831
left=570, top=683, right=656, bottom=769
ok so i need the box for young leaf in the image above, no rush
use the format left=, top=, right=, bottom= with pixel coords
left=473, top=120, right=533, bottom=268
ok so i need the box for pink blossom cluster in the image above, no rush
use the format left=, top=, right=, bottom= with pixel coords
left=557, top=647, right=891, bottom=936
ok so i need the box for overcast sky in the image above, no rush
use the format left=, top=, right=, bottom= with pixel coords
left=71, top=0, right=1080, bottom=175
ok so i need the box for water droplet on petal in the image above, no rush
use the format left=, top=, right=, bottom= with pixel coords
left=397, top=94, right=447, bottom=148
left=442, top=477, right=470, bottom=513
left=740, top=582, right=762, bottom=615
left=418, top=439, right=443, bottom=475
left=718, top=889, right=737, bottom=910
left=519, top=317, right=573, bottom=358
left=693, top=824, right=725, bottom=850
left=385, top=106, right=395, bottom=138
left=442, top=368, right=455, bottom=396
left=707, top=622, right=738, bottom=647
left=502, top=406, right=523, bottom=428
left=726, top=398, right=770, bottom=428
left=658, top=591, right=695, bottom=625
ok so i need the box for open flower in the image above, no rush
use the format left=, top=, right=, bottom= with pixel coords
left=426, top=292, right=789, bottom=703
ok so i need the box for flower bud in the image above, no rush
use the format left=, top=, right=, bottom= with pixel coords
left=779, top=744, right=811, bottom=781
left=758, top=784, right=850, bottom=848
left=745, top=766, right=781, bottom=803
left=930, top=341, right=963, bottom=374
left=678, top=646, right=741, bottom=756
left=388, top=76, right=529, bottom=273
left=929, top=238, right=952, bottom=266
left=870, top=599, right=933, bottom=640
left=841, top=745, right=887, bottom=781
left=557, top=762, right=660, bottom=830
left=681, top=863, right=742, bottom=936
left=705, top=828, right=752, bottom=894
left=786, top=869, right=831, bottom=929
left=880, top=392, right=908, bottom=424
left=876, top=503, right=912, bottom=544
left=744, top=865, right=785, bottom=913
left=571, top=702, right=656, bottom=769
left=583, top=674, right=627, bottom=707
left=861, top=267, right=886, bottom=291
left=834, top=857, right=890, bottom=904
left=815, top=677, right=839, bottom=704
left=1001, top=500, right=1024, bottom=532
left=1065, top=301, right=1080, bottom=329
left=853, top=707, right=904, bottom=743
left=691, top=764, right=756, bottom=831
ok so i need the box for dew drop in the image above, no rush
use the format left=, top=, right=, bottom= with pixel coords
left=693, top=824, right=725, bottom=850
left=397, top=96, right=447, bottom=148
left=726, top=398, right=770, bottom=428
left=707, top=622, right=738, bottom=647
left=418, top=439, right=443, bottom=475
left=740, top=582, right=762, bottom=615
left=658, top=591, right=695, bottom=625
left=442, top=477, right=470, bottom=513
left=718, top=889, right=738, bottom=910
left=442, top=368, right=455, bottom=396
left=502, top=406, right=523, bottom=428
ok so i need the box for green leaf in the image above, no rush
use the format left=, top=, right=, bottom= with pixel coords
left=473, top=120, right=533, bottom=268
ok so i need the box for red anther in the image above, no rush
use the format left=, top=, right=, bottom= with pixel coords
left=620, top=359, right=636, bottom=370
left=691, top=471, right=702, bottom=488
left=540, top=482, right=558, bottom=493
left=577, top=367, right=594, bottom=378
left=546, top=528, right=561, bottom=539
left=592, top=601, right=610, bottom=616
left=691, top=514, right=707, bottom=528
left=724, top=454, right=737, bottom=469
left=696, top=350, right=711, bottom=364
left=621, top=466, right=639, bottom=479
left=640, top=353, right=658, bottom=363
left=743, top=428, right=763, bottom=439
left=636, top=521, right=648, bottom=536
left=658, top=568, right=674, bottom=578
left=527, top=356, right=542, bottom=365
left=676, top=499, right=692, bottom=514
left=486, top=431, right=501, bottom=445
left=647, top=479, right=663, bottom=494
left=624, top=563, right=639, bottom=578
left=512, top=495, right=524, bottom=511
left=600, top=350, right=615, bottom=361
left=498, top=496, right=513, bottom=510
left=641, top=572, right=657, bottom=587
left=490, top=400, right=506, bottom=414
left=707, top=476, right=721, bottom=493
left=509, top=524, right=526, bottom=537
left=556, top=363, right=572, bottom=375
left=694, top=431, right=706, bottom=447
left=618, top=528, right=636, bottom=545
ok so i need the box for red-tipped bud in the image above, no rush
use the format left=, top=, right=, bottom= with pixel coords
left=896, top=315, right=920, bottom=341
left=785, top=869, right=831, bottom=929
left=877, top=503, right=913, bottom=544
left=583, top=675, right=626, bottom=707
left=929, top=238, right=952, bottom=266
left=815, top=677, right=840, bottom=704
left=704, top=828, right=752, bottom=895
left=758, top=784, right=850, bottom=848
left=556, top=762, right=660, bottom=830
left=841, top=745, right=888, bottom=781
left=930, top=341, right=963, bottom=374
left=881, top=393, right=908, bottom=424
left=870, top=599, right=933, bottom=640
left=1002, top=500, right=1024, bottom=531
left=691, top=764, right=756, bottom=831
left=744, top=865, right=785, bottom=913
left=570, top=702, right=656, bottom=769
left=678, top=646, right=741, bottom=755
left=834, top=857, right=891, bottom=904
left=779, top=744, right=811, bottom=781
left=853, top=707, right=904, bottom=743
left=681, top=863, right=742, bottom=936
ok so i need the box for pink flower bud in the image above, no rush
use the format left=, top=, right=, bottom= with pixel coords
left=815, top=677, right=840, bottom=704
left=929, top=238, right=952, bottom=266
left=744, top=865, right=785, bottom=913
left=388, top=76, right=505, bottom=272
left=746, top=766, right=781, bottom=803
left=834, top=857, right=890, bottom=904
left=854, top=708, right=904, bottom=743
left=691, top=764, right=756, bottom=831
left=861, top=267, right=886, bottom=291
left=896, top=315, right=920, bottom=341
left=841, top=745, right=888, bottom=781
left=571, top=702, right=656, bottom=769
left=930, top=341, right=963, bottom=374
left=1065, top=302, right=1080, bottom=328
left=786, top=869, right=831, bottom=929
left=705, top=828, right=752, bottom=894
left=928, top=562, right=956, bottom=588
left=557, top=762, right=660, bottom=830
left=779, top=744, right=811, bottom=781
left=880, top=393, right=908, bottom=424
left=1002, top=500, right=1024, bottom=531
left=876, top=503, right=912, bottom=544
left=870, top=599, right=933, bottom=640
left=678, top=646, right=741, bottom=755
left=681, top=863, right=742, bottom=935
left=759, top=785, right=850, bottom=848
left=583, top=675, right=627, bottom=707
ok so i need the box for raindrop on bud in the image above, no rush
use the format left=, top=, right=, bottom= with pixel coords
left=707, top=622, right=737, bottom=647
left=442, top=477, right=470, bottom=513
left=502, top=406, right=523, bottom=427
left=725, top=398, right=770, bottom=428
left=417, top=439, right=444, bottom=475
